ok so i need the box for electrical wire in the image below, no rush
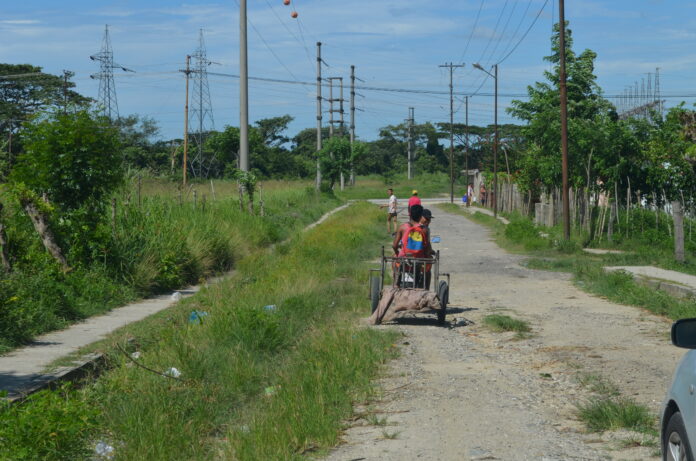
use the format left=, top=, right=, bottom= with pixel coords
left=262, top=0, right=314, bottom=70
left=495, top=0, right=549, bottom=65
left=459, top=0, right=486, bottom=63
left=231, top=0, right=300, bottom=82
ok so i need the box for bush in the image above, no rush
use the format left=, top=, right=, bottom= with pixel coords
left=504, top=218, right=548, bottom=251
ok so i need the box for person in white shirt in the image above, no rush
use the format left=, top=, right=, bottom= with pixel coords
left=380, top=188, right=399, bottom=235
left=467, top=183, right=474, bottom=208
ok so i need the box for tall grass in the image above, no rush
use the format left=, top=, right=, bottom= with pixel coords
left=0, top=202, right=398, bottom=460
left=0, top=182, right=340, bottom=352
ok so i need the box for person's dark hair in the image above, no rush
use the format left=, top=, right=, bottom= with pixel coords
left=409, top=204, right=423, bottom=222
left=387, top=188, right=393, bottom=193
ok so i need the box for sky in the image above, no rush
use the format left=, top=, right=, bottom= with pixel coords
left=2, top=0, right=696, bottom=142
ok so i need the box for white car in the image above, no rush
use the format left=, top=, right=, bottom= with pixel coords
left=661, top=318, right=696, bottom=461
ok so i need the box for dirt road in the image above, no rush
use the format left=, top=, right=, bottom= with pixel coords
left=326, top=206, right=683, bottom=460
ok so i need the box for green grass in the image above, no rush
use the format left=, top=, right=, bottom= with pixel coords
left=482, top=314, right=532, bottom=339
left=575, top=369, right=658, bottom=438
left=0, top=202, right=399, bottom=461
left=577, top=398, right=656, bottom=435
left=336, top=173, right=455, bottom=200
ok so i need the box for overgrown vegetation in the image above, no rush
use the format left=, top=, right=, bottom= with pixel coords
left=0, top=202, right=397, bottom=461
left=0, top=176, right=340, bottom=352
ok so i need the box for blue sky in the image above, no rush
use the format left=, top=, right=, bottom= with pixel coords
left=2, top=0, right=696, bottom=141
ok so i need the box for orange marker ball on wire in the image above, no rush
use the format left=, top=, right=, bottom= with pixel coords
left=283, top=0, right=290, bottom=5
left=291, top=11, right=298, bottom=18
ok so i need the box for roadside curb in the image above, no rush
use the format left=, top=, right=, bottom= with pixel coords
left=604, top=266, right=696, bottom=301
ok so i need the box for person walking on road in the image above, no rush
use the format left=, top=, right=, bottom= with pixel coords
left=479, top=183, right=487, bottom=207
left=408, top=190, right=421, bottom=214
left=379, top=188, right=399, bottom=235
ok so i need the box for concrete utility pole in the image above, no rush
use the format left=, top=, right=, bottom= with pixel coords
left=439, top=62, right=465, bottom=204
left=559, top=0, right=570, bottom=239
left=328, top=77, right=345, bottom=137
left=406, top=107, right=415, bottom=180
left=316, top=42, right=322, bottom=189
left=182, top=55, right=191, bottom=186
left=350, top=65, right=356, bottom=186
left=239, top=0, right=249, bottom=172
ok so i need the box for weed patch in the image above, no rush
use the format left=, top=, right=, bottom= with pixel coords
left=483, top=314, right=531, bottom=334
left=577, top=398, right=656, bottom=435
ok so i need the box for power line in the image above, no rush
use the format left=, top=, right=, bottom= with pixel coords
left=459, top=0, right=486, bottom=62
left=232, top=0, right=299, bottom=82
left=496, top=0, right=550, bottom=65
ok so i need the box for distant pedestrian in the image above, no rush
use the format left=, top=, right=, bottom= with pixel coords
left=467, top=183, right=474, bottom=208
left=408, top=190, right=421, bottom=214
left=479, top=184, right=487, bottom=207
left=379, top=188, right=399, bottom=235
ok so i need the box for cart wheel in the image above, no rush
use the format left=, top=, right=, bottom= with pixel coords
left=437, top=280, right=449, bottom=324
left=370, top=276, right=381, bottom=313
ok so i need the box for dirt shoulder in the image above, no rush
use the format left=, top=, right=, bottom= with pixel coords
left=324, top=206, right=682, bottom=461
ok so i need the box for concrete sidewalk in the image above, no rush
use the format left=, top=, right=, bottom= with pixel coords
left=605, top=265, right=696, bottom=300
left=0, top=285, right=206, bottom=399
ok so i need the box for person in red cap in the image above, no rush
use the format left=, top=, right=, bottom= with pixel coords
left=407, top=190, right=421, bottom=214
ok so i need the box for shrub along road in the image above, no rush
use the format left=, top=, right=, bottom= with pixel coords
left=327, top=205, right=683, bottom=460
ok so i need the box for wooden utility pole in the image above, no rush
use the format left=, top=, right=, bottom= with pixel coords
left=182, top=55, right=191, bottom=186
left=439, top=62, right=465, bottom=204
left=464, top=96, right=469, bottom=189
left=559, top=0, right=571, bottom=239
left=407, top=107, right=415, bottom=180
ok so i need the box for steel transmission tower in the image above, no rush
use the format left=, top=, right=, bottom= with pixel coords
left=90, top=25, right=133, bottom=120
left=189, top=29, right=218, bottom=178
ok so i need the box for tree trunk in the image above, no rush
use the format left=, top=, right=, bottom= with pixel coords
left=21, top=198, right=69, bottom=271
left=673, top=200, right=685, bottom=263
left=0, top=201, right=11, bottom=272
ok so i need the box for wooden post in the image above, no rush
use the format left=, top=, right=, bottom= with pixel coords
left=210, top=180, right=216, bottom=201
left=259, top=183, right=265, bottom=217
left=673, top=200, right=685, bottom=262
left=238, top=182, right=244, bottom=212
left=20, top=197, right=69, bottom=271
left=137, top=175, right=142, bottom=208
left=0, top=202, right=11, bottom=272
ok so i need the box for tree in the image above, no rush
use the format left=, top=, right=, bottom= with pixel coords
left=11, top=109, right=123, bottom=261
left=508, top=22, right=615, bottom=192
left=318, top=136, right=352, bottom=189
left=0, top=64, right=90, bottom=143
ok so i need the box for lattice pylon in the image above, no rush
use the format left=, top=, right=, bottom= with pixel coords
left=90, top=25, right=133, bottom=120
left=189, top=29, right=217, bottom=178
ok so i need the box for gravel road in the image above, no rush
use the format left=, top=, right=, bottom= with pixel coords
left=325, top=205, right=684, bottom=461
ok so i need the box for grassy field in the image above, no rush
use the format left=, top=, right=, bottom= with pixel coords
left=336, top=173, right=457, bottom=201
left=0, top=202, right=398, bottom=461
left=0, top=179, right=340, bottom=352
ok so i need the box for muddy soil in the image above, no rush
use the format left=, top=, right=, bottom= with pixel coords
left=325, top=206, right=682, bottom=461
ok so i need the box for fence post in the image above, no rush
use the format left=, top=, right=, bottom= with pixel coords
left=673, top=200, right=685, bottom=262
